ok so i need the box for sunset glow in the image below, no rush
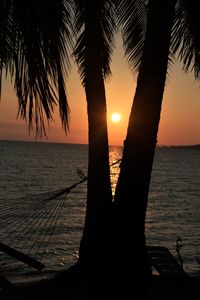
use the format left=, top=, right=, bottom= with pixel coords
left=1, top=39, right=200, bottom=146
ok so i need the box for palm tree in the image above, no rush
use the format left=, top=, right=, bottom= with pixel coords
left=0, top=0, right=116, bottom=285
left=0, top=0, right=72, bottom=135
left=73, top=0, right=116, bottom=275
left=111, top=0, right=200, bottom=296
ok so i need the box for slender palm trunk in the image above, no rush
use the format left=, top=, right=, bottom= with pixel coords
left=112, top=0, right=176, bottom=297
left=78, top=13, right=113, bottom=271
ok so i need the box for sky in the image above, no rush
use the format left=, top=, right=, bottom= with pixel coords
left=0, top=37, right=200, bottom=146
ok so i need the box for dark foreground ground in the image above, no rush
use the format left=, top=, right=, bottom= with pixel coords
left=149, top=275, right=200, bottom=299
left=1, top=268, right=200, bottom=300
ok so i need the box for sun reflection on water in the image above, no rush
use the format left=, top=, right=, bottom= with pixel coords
left=109, top=146, right=122, bottom=197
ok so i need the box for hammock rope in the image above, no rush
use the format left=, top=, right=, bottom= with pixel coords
left=0, top=159, right=122, bottom=270
left=14, top=196, right=62, bottom=251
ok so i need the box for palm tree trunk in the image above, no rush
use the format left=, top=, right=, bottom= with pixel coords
left=78, top=13, right=113, bottom=271
left=113, top=0, right=176, bottom=297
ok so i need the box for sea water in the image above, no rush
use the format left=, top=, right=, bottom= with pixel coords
left=0, top=140, right=199, bottom=283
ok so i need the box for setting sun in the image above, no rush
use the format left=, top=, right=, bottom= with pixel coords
left=111, top=112, right=121, bottom=123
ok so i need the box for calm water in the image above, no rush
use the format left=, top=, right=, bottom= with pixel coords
left=0, top=140, right=199, bottom=283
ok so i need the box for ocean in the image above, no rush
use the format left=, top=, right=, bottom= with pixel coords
left=0, top=140, right=199, bottom=283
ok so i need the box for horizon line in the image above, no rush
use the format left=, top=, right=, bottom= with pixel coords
left=0, top=138, right=200, bottom=148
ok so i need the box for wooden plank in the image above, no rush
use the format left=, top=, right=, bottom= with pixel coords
left=147, top=246, right=186, bottom=277
left=0, top=242, right=45, bottom=271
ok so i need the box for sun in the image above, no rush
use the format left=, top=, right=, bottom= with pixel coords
left=111, top=112, right=121, bottom=123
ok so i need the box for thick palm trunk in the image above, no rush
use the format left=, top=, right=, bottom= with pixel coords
left=79, top=69, right=113, bottom=266
left=112, top=0, right=176, bottom=297
left=78, top=10, right=113, bottom=271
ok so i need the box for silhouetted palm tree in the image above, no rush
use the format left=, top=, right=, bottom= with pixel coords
left=0, top=0, right=116, bottom=288
left=112, top=0, right=200, bottom=296
left=0, top=0, right=72, bottom=136
left=73, top=0, right=116, bottom=274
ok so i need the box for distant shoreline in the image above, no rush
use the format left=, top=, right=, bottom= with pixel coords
left=0, top=139, right=200, bottom=149
left=158, top=144, right=200, bottom=150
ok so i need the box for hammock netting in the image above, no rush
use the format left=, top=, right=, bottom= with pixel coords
left=0, top=160, right=121, bottom=271
left=0, top=177, right=87, bottom=271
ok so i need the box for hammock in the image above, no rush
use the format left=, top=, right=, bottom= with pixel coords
left=0, top=176, right=87, bottom=271
left=0, top=159, right=121, bottom=272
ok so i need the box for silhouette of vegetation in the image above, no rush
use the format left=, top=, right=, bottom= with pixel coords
left=73, top=1, right=115, bottom=277
left=111, top=0, right=200, bottom=297
left=0, top=0, right=72, bottom=135
left=1, top=0, right=200, bottom=299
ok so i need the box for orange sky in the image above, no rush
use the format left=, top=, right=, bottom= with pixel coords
left=0, top=38, right=200, bottom=146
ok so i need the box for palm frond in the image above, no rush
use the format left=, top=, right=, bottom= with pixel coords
left=0, top=0, right=73, bottom=136
left=117, top=0, right=147, bottom=73
left=171, top=0, right=200, bottom=80
left=73, top=0, right=117, bottom=86
left=0, top=0, right=13, bottom=95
